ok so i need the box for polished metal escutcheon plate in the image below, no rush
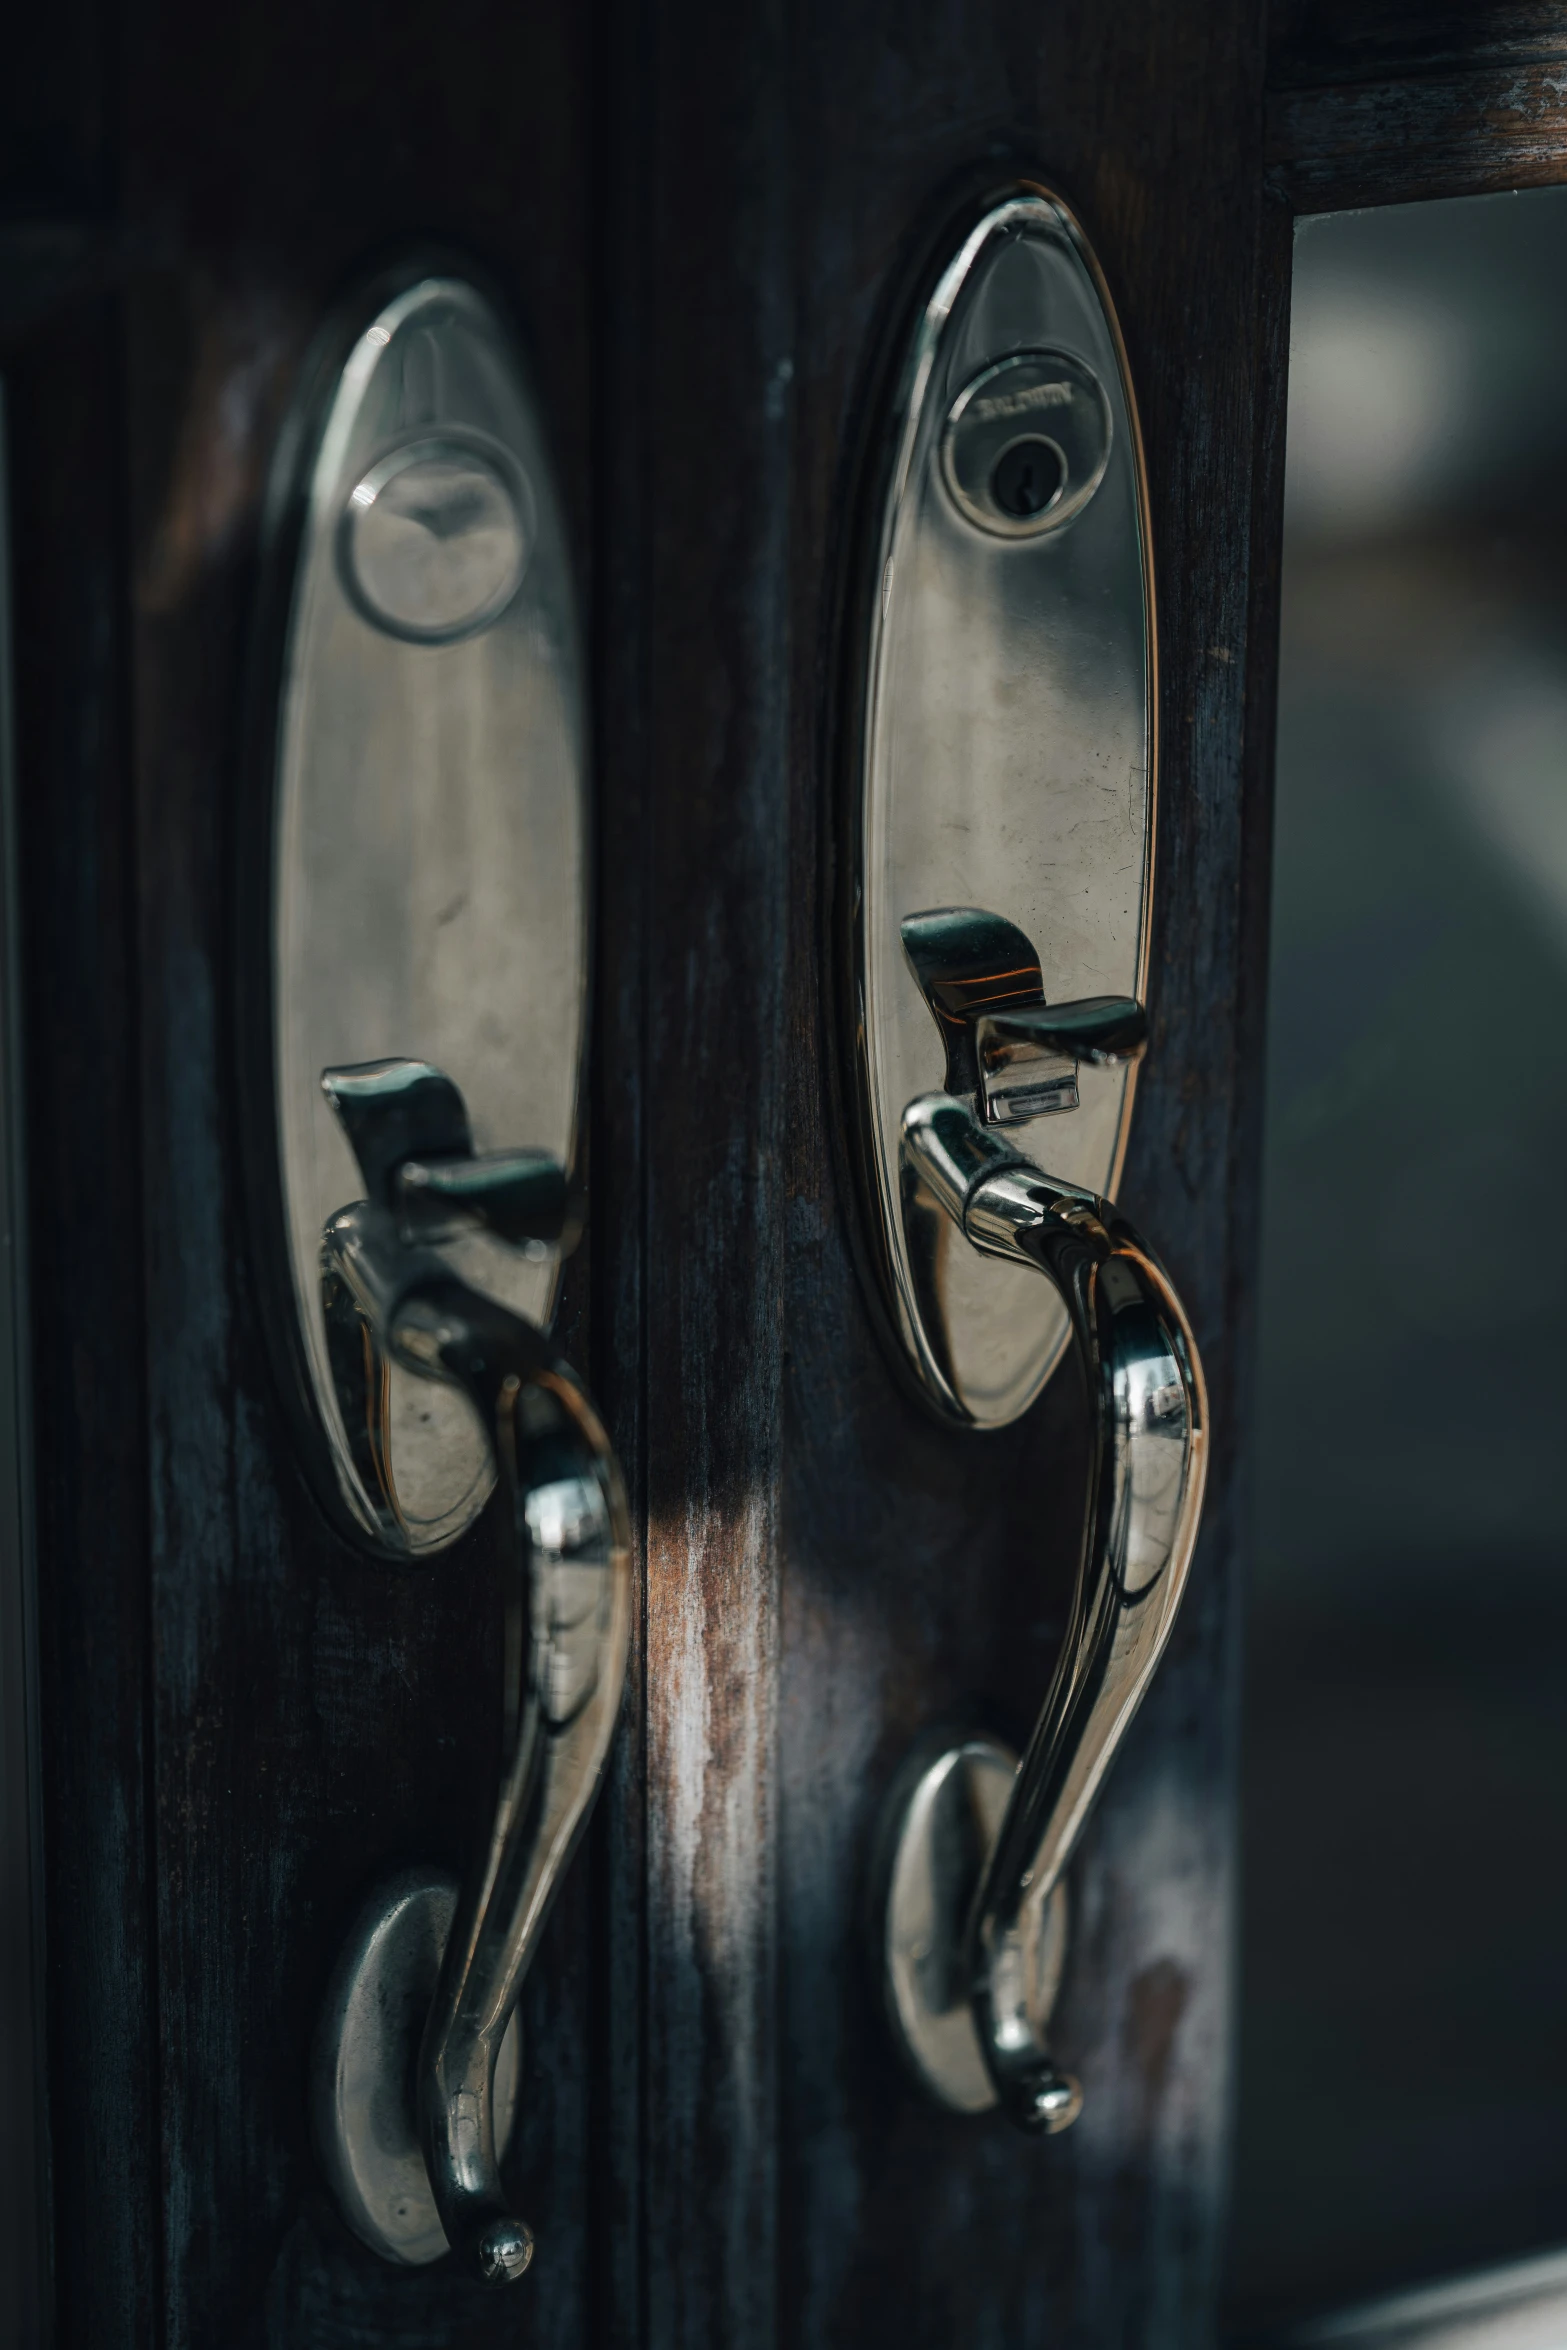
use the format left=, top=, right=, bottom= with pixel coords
left=274, top=272, right=585, bottom=1551
left=849, top=188, right=1154, bottom=1426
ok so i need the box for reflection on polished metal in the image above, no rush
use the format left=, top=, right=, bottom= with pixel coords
left=342, top=434, right=533, bottom=645
left=312, top=1869, right=522, bottom=2268
left=311, top=1061, right=630, bottom=2282
left=275, top=272, right=585, bottom=1552
left=1284, top=2248, right=1567, bottom=2348
left=941, top=349, right=1113, bottom=538
left=850, top=187, right=1154, bottom=1426
left=879, top=910, right=1207, bottom=2129
left=315, top=1059, right=582, bottom=1551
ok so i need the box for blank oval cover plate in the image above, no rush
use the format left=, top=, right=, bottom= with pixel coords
left=848, top=188, right=1155, bottom=1426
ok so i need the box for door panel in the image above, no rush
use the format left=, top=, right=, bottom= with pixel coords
left=8, top=0, right=1297, bottom=2343
left=121, top=11, right=597, bottom=2346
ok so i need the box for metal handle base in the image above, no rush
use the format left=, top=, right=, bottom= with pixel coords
left=878, top=1736, right=1075, bottom=2125
left=311, top=1869, right=525, bottom=2270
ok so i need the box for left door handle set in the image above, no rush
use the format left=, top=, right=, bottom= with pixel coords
left=311, top=1061, right=628, bottom=2282
left=255, top=268, right=619, bottom=2283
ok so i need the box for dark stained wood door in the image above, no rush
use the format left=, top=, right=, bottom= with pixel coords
left=11, top=2, right=1564, bottom=2345
left=14, top=10, right=604, bottom=2347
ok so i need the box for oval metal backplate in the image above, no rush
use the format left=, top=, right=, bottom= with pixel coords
left=846, top=187, right=1154, bottom=1426
left=270, top=272, right=585, bottom=1551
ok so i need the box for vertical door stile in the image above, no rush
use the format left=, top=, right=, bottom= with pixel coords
left=636, top=2, right=793, bottom=2343
left=595, top=0, right=654, bottom=2333
left=0, top=380, right=46, bottom=2350
left=19, top=294, right=162, bottom=2350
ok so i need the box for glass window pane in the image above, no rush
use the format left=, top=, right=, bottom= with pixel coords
left=1227, top=188, right=1567, bottom=2336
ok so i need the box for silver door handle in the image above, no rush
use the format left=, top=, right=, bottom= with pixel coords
left=879, top=910, right=1208, bottom=2130
left=313, top=1059, right=629, bottom=2281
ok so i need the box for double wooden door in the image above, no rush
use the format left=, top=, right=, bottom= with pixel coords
left=8, top=0, right=1555, bottom=2343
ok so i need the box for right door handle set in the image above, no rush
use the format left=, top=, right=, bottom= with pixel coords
left=843, top=189, right=1209, bottom=2127
left=261, top=179, right=1205, bottom=2289
left=877, top=912, right=1207, bottom=2128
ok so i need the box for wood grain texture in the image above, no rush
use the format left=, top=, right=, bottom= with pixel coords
left=1266, top=0, right=1567, bottom=209
left=591, top=2, right=654, bottom=2341
left=1268, top=55, right=1567, bottom=207
left=632, top=3, right=792, bottom=2340
left=1269, top=0, right=1567, bottom=87
left=7, top=298, right=160, bottom=2350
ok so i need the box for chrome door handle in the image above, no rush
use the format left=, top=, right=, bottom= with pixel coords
left=879, top=910, right=1208, bottom=2130
left=312, top=1059, right=629, bottom=2282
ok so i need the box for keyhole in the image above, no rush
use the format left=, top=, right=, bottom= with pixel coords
left=991, top=437, right=1065, bottom=520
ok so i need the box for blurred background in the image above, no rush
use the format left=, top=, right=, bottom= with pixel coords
left=1223, top=190, right=1567, bottom=2338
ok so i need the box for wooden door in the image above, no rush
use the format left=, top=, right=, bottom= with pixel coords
left=9, top=2, right=1562, bottom=2345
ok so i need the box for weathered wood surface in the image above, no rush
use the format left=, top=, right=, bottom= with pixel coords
left=622, top=4, right=792, bottom=2345
left=1267, top=0, right=1567, bottom=207
left=1269, top=0, right=1567, bottom=85
left=1269, top=59, right=1567, bottom=207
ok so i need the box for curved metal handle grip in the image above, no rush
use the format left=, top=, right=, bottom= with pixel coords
left=320, top=1063, right=629, bottom=2281
left=893, top=913, right=1208, bottom=2132
left=905, top=1095, right=1207, bottom=2126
